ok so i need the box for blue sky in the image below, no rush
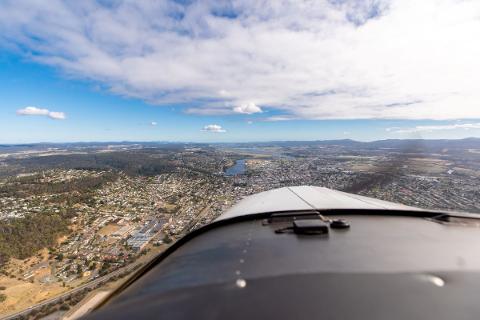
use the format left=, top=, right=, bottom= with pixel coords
left=1, top=0, right=480, bottom=143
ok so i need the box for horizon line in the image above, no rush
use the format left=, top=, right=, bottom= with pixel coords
left=1, top=137, right=480, bottom=146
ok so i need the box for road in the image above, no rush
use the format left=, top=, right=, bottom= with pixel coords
left=0, top=262, right=141, bottom=320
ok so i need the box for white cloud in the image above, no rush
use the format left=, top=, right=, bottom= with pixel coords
left=3, top=1, right=480, bottom=120
left=150, top=121, right=157, bottom=126
left=388, top=123, right=480, bottom=133
left=202, top=124, right=226, bottom=133
left=16, top=106, right=66, bottom=120
left=16, top=106, right=49, bottom=116
left=218, top=90, right=230, bottom=96
left=233, top=102, right=262, bottom=114
left=265, top=115, right=298, bottom=121
left=47, top=111, right=66, bottom=120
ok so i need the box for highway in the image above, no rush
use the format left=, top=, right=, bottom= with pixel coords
left=0, top=262, right=142, bottom=320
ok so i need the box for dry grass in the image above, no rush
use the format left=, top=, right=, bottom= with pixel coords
left=97, top=224, right=121, bottom=237
left=0, top=276, right=67, bottom=316
left=0, top=244, right=67, bottom=316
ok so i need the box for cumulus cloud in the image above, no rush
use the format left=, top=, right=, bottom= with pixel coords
left=150, top=121, right=157, bottom=126
left=388, top=123, right=480, bottom=133
left=47, top=111, right=66, bottom=120
left=2, top=0, right=480, bottom=120
left=233, top=102, right=262, bottom=114
left=202, top=124, right=226, bottom=133
left=16, top=106, right=66, bottom=120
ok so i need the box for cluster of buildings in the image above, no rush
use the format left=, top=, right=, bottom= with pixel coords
left=127, top=219, right=164, bottom=251
left=1, top=167, right=237, bottom=287
left=228, top=148, right=480, bottom=213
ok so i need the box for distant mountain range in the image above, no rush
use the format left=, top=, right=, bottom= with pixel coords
left=1, top=137, right=480, bottom=152
left=216, top=138, right=480, bottom=150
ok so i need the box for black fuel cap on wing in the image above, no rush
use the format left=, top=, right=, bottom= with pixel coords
left=330, top=219, right=350, bottom=229
left=293, top=220, right=329, bottom=235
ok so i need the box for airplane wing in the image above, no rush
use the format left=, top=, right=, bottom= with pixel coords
left=84, top=186, right=480, bottom=320
left=218, top=185, right=419, bottom=221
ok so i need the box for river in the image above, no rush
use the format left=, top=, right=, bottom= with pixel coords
left=225, top=159, right=246, bottom=176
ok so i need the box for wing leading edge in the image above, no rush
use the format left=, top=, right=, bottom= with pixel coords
left=217, top=186, right=418, bottom=221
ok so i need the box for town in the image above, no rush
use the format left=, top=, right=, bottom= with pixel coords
left=1, top=139, right=480, bottom=318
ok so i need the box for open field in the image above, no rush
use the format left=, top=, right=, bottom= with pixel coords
left=0, top=277, right=68, bottom=315
left=98, top=224, right=121, bottom=237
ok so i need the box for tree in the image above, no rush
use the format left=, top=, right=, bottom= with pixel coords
left=163, top=235, right=173, bottom=244
left=59, top=304, right=70, bottom=311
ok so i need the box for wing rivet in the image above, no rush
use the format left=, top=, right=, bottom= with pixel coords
left=427, top=275, right=445, bottom=287
left=236, top=279, right=247, bottom=288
